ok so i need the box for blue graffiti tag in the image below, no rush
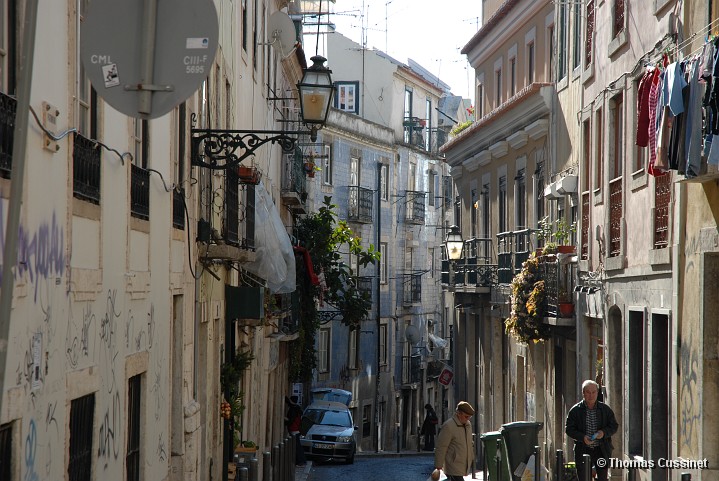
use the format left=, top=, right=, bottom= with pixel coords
left=0, top=204, right=66, bottom=301
left=25, top=419, right=39, bottom=481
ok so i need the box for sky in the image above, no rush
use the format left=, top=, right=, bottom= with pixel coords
left=322, top=0, right=483, bottom=99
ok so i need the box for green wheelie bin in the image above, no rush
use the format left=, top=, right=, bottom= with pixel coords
left=480, top=431, right=511, bottom=481
left=500, top=421, right=543, bottom=481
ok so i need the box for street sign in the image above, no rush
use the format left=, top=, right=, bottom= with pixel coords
left=81, top=0, right=218, bottom=119
left=438, top=365, right=454, bottom=386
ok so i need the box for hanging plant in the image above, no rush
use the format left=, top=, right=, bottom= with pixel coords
left=506, top=253, right=551, bottom=343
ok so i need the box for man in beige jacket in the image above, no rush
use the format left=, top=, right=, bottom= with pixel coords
left=434, top=401, right=475, bottom=481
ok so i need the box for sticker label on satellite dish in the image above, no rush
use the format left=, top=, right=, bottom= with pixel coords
left=102, top=63, right=120, bottom=88
left=186, top=37, right=210, bottom=49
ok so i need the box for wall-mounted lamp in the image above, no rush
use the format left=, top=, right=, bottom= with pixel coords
left=191, top=56, right=334, bottom=170
left=445, top=225, right=464, bottom=261
left=297, top=55, right=333, bottom=142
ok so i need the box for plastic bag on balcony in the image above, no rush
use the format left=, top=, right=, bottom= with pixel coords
left=244, top=182, right=296, bottom=293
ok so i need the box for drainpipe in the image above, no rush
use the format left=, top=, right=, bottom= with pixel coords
left=374, top=160, right=382, bottom=452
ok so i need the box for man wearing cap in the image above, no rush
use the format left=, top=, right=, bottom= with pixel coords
left=433, top=401, right=476, bottom=481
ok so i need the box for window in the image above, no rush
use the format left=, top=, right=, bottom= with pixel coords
left=499, top=175, right=507, bottom=233
left=0, top=0, right=18, bottom=94
left=428, top=171, right=436, bottom=207
left=585, top=0, right=595, bottom=67
left=380, top=164, right=389, bottom=201
left=628, top=311, right=645, bottom=455
left=241, top=0, right=248, bottom=52
left=127, top=375, right=142, bottom=481
left=362, top=404, right=372, bottom=437
left=318, top=329, right=330, bottom=373
left=547, top=24, right=555, bottom=83
left=0, top=423, right=10, bottom=481
left=583, top=119, right=591, bottom=191
left=477, top=83, right=484, bottom=117
left=595, top=108, right=603, bottom=190
left=611, top=94, right=623, bottom=180
left=335, top=82, right=359, bottom=113
left=613, top=0, right=625, bottom=38
left=527, top=43, right=535, bottom=84
left=558, top=2, right=567, bottom=80
left=516, top=169, right=526, bottom=229
left=78, top=0, right=97, bottom=140
left=131, top=120, right=150, bottom=220
left=495, top=68, right=502, bottom=106
left=69, top=393, right=95, bottom=481
left=133, top=119, right=148, bottom=169
left=470, top=188, right=478, bottom=238
left=429, top=247, right=435, bottom=277
left=404, top=88, right=413, bottom=143
left=379, top=243, right=388, bottom=284
left=482, top=183, right=490, bottom=238
left=534, top=163, right=544, bottom=229
left=379, top=324, right=387, bottom=365
left=509, top=57, right=516, bottom=97
left=322, top=144, right=332, bottom=185
left=443, top=175, right=452, bottom=206
left=252, top=0, right=258, bottom=70
left=173, top=103, right=187, bottom=229
left=573, top=0, right=582, bottom=70
left=348, top=329, right=358, bottom=369
left=425, top=98, right=432, bottom=151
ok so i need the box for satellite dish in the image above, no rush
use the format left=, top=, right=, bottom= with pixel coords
left=267, top=11, right=298, bottom=58
left=405, top=325, right=420, bottom=345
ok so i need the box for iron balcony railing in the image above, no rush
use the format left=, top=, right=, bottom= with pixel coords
left=402, top=274, right=422, bottom=304
left=72, top=133, right=101, bottom=204
left=348, top=186, right=373, bottom=223
left=0, top=92, right=17, bottom=179
left=441, top=238, right=498, bottom=287
left=539, top=253, right=576, bottom=319
left=497, top=231, right=514, bottom=284
left=405, top=190, right=426, bottom=224
left=130, top=164, right=150, bottom=220
left=609, top=177, right=622, bottom=257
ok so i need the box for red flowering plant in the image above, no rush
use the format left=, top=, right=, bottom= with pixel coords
left=506, top=253, right=551, bottom=343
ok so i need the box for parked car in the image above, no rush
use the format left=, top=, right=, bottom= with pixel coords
left=310, top=387, right=352, bottom=406
left=299, top=401, right=357, bottom=464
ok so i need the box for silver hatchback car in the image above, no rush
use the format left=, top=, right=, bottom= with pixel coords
left=299, top=401, right=357, bottom=464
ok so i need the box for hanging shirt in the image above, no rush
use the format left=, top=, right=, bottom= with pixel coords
left=636, top=68, right=655, bottom=147
left=663, top=61, right=688, bottom=116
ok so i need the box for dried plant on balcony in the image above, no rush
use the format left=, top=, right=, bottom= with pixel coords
left=506, top=253, right=552, bottom=343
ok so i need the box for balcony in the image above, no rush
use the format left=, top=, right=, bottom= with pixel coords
left=281, top=148, right=308, bottom=213
left=441, top=238, right=498, bottom=290
left=405, top=190, right=426, bottom=224
left=72, top=133, right=101, bottom=204
left=539, top=253, right=576, bottom=324
left=130, top=164, right=150, bottom=220
left=0, top=92, right=17, bottom=179
left=348, top=186, right=373, bottom=223
left=222, top=169, right=255, bottom=249
left=402, top=274, right=422, bottom=304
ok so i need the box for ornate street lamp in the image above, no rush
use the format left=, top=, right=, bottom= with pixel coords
left=445, top=225, right=464, bottom=261
left=297, top=55, right=333, bottom=142
left=192, top=55, right=334, bottom=169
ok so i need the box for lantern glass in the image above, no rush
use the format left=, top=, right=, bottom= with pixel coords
left=445, top=225, right=464, bottom=261
left=298, top=55, right=333, bottom=125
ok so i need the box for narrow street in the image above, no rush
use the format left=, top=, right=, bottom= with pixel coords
left=305, top=452, right=486, bottom=481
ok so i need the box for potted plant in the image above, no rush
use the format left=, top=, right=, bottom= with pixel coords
left=558, top=287, right=574, bottom=317
left=237, top=165, right=260, bottom=184
left=537, top=216, right=576, bottom=253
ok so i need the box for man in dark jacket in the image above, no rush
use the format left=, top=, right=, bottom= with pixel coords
left=565, top=380, right=618, bottom=481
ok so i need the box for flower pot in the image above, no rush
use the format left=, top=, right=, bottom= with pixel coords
left=557, top=245, right=576, bottom=254
left=237, top=166, right=260, bottom=184
left=558, top=302, right=574, bottom=317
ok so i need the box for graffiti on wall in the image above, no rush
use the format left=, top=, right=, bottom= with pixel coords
left=0, top=203, right=66, bottom=302
left=679, top=332, right=700, bottom=452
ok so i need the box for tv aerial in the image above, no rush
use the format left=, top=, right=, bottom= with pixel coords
left=266, top=11, right=298, bottom=58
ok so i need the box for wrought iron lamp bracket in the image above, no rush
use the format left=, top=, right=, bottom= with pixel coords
left=191, top=129, right=304, bottom=170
